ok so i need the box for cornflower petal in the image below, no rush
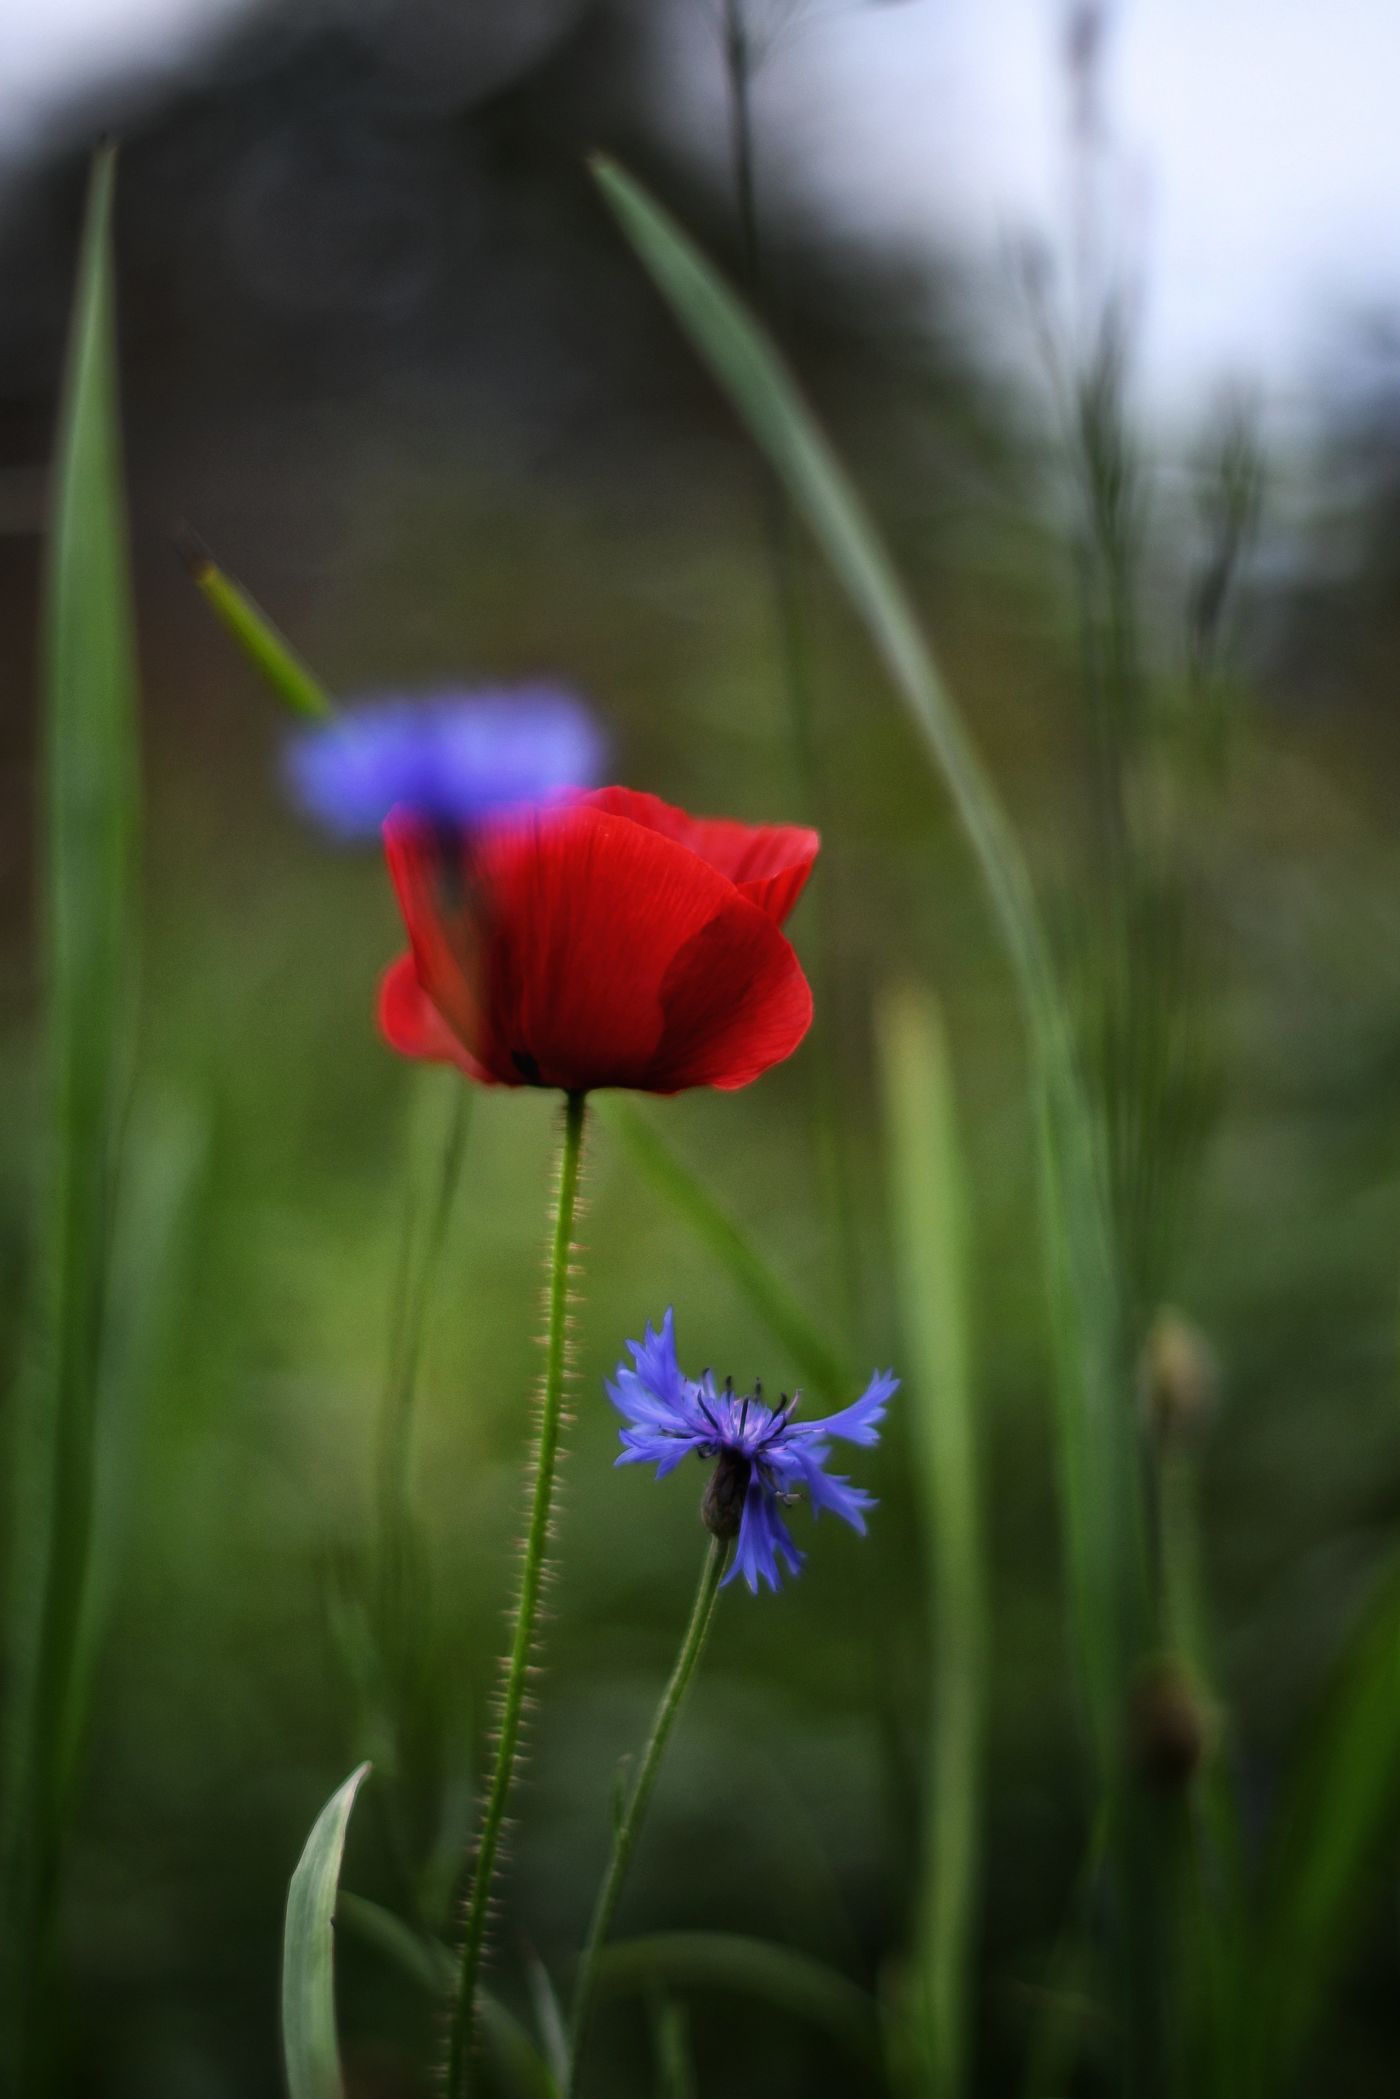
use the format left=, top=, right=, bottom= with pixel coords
left=288, top=685, right=603, bottom=838
left=790, top=1369, right=899, bottom=1448
left=728, top=1476, right=805, bottom=1593
left=608, top=1313, right=895, bottom=1593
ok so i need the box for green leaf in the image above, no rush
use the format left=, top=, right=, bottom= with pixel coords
left=599, top=1099, right=849, bottom=1405
left=590, top=157, right=1136, bottom=1779
left=878, top=989, right=985, bottom=2099
left=178, top=527, right=334, bottom=718
left=73, top=1097, right=207, bottom=1761
left=597, top=1932, right=883, bottom=2075
left=1248, top=1555, right=1400, bottom=2087
left=1, top=143, right=142, bottom=2076
left=282, top=1763, right=371, bottom=2099
left=527, top=1953, right=570, bottom=2089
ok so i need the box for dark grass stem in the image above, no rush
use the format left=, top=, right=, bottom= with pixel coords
left=719, top=0, right=865, bottom=1348
left=369, top=1081, right=471, bottom=1916
left=565, top=1535, right=730, bottom=2097
left=376, top=1082, right=471, bottom=1604
left=445, top=1090, right=588, bottom=2098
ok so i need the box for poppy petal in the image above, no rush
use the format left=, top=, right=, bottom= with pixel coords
left=647, top=893, right=813, bottom=1092
left=378, top=954, right=493, bottom=1082
left=384, top=804, right=812, bottom=1092
left=584, top=786, right=818, bottom=924
left=382, top=823, right=516, bottom=1082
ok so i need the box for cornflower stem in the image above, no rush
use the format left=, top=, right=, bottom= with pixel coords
left=564, top=1533, right=731, bottom=2097
left=446, top=1089, right=588, bottom=2099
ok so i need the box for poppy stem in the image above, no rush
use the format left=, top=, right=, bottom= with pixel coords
left=563, top=1532, right=730, bottom=2097
left=446, top=1088, right=588, bottom=2098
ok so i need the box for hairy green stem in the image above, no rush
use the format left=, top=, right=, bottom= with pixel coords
left=565, top=1534, right=730, bottom=2097
left=446, top=1090, right=587, bottom=2097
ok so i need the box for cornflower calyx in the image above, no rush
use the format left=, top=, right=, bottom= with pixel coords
left=610, top=1311, right=897, bottom=1593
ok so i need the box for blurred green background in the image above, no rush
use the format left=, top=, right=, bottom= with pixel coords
left=5, top=3, right=1400, bottom=2094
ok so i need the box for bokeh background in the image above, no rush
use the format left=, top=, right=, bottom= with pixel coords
left=5, top=2, right=1400, bottom=2094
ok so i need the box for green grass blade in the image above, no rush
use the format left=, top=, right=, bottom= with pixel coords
left=1, top=143, right=141, bottom=2076
left=71, top=1097, right=206, bottom=1781
left=178, top=527, right=334, bottom=718
left=650, top=1997, right=698, bottom=2099
left=1247, top=1554, right=1400, bottom=2089
left=600, top=1098, right=850, bottom=1405
left=592, top=158, right=1043, bottom=1025
left=282, top=1763, right=372, bottom=2099
left=597, top=1932, right=883, bottom=2075
left=877, top=988, right=986, bottom=2099
left=591, top=156, right=1134, bottom=1771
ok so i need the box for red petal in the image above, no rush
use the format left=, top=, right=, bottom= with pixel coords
left=378, top=954, right=493, bottom=1083
left=382, top=804, right=813, bottom=1093
left=382, top=824, right=515, bottom=1082
left=648, top=898, right=814, bottom=1092
left=584, top=787, right=819, bottom=924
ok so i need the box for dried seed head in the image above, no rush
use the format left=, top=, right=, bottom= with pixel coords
left=1139, top=1309, right=1219, bottom=1442
left=1130, top=1658, right=1214, bottom=1792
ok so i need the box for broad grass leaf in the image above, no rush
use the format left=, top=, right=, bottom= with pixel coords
left=282, top=1763, right=371, bottom=2099
left=878, top=988, right=985, bottom=2099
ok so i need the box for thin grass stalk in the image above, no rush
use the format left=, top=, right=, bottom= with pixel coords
left=177, top=526, right=333, bottom=718
left=565, top=1535, right=730, bottom=2097
left=362, top=1079, right=473, bottom=1917
left=376, top=1081, right=471, bottom=1619
left=446, top=1090, right=588, bottom=2098
left=600, top=1097, right=848, bottom=1404
left=718, top=0, right=865, bottom=1347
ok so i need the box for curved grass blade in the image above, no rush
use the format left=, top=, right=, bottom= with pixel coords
left=600, top=1098, right=849, bottom=1405
left=336, top=1895, right=557, bottom=2098
left=878, top=988, right=985, bottom=2099
left=1246, top=1554, right=1400, bottom=2090
left=282, top=1763, right=371, bottom=2099
left=597, top=1932, right=883, bottom=2075
left=1, top=142, right=141, bottom=2082
left=590, top=155, right=1136, bottom=1777
left=650, top=1996, right=697, bottom=2099
left=177, top=526, right=334, bottom=718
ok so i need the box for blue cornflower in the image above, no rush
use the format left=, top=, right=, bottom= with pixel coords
left=284, top=684, right=604, bottom=839
left=609, top=1308, right=897, bottom=1593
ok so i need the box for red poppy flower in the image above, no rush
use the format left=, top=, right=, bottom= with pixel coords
left=378, top=788, right=818, bottom=1094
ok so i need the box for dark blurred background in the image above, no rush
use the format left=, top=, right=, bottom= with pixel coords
left=4, top=2, right=1400, bottom=2094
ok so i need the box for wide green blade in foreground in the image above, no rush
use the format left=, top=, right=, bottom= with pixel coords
left=283, top=1762, right=372, bottom=2099
left=878, top=988, right=986, bottom=2099
left=1, top=143, right=141, bottom=2077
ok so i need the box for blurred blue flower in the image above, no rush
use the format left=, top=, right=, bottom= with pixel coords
left=609, top=1308, right=897, bottom=1593
left=284, top=685, right=604, bottom=839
